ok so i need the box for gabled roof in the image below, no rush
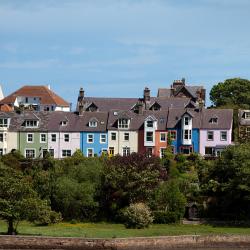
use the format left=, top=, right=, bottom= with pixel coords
left=0, top=104, right=13, bottom=112
left=0, top=86, right=69, bottom=107
left=201, top=109, right=233, bottom=129
left=239, top=109, right=250, bottom=126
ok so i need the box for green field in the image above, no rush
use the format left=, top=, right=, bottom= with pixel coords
left=0, top=221, right=250, bottom=238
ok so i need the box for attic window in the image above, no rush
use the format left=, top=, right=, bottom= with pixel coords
left=146, top=120, right=154, bottom=128
left=89, top=121, right=97, bottom=127
left=24, top=120, right=38, bottom=128
left=100, top=121, right=105, bottom=125
left=114, top=112, right=118, bottom=116
left=0, top=118, right=8, bottom=127
left=60, top=121, right=68, bottom=126
left=209, top=117, right=218, bottom=124
left=245, top=112, right=250, bottom=119
left=118, top=118, right=129, bottom=129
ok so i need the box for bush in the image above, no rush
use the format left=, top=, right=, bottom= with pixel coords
left=153, top=211, right=179, bottom=224
left=122, top=203, right=153, bottom=229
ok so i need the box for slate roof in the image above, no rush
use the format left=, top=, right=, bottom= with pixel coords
left=167, top=108, right=201, bottom=128
left=200, top=109, right=233, bottom=129
left=0, top=86, right=69, bottom=107
left=239, top=110, right=250, bottom=126
left=83, top=97, right=194, bottom=112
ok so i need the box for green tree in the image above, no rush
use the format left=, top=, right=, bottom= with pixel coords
left=210, top=78, right=250, bottom=108
left=200, top=144, right=250, bottom=219
left=0, top=164, right=57, bottom=234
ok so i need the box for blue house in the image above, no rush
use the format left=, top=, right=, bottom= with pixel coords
left=167, top=108, right=200, bottom=154
left=79, top=113, right=109, bottom=157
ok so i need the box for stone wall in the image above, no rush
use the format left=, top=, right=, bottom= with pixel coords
left=0, top=235, right=250, bottom=249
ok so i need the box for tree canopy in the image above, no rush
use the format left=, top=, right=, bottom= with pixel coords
left=210, top=78, right=250, bottom=108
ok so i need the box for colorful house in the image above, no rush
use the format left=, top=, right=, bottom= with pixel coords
left=199, top=109, right=233, bottom=156
left=167, top=108, right=200, bottom=154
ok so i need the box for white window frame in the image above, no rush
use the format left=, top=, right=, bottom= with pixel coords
left=245, top=112, right=250, bottom=119
left=40, top=133, right=47, bottom=143
left=87, top=148, right=94, bottom=157
left=184, top=116, right=189, bottom=125
left=89, top=121, right=97, bottom=127
left=0, top=148, right=3, bottom=156
left=64, top=134, right=69, bottom=142
left=27, top=133, right=34, bottom=143
left=146, top=131, right=153, bottom=142
left=101, top=148, right=108, bottom=155
left=87, top=134, right=94, bottom=143
left=220, top=131, right=227, bottom=141
left=25, top=120, right=38, bottom=128
left=42, top=148, right=48, bottom=158
left=170, top=130, right=177, bottom=140
left=160, top=132, right=167, bottom=142
left=49, top=148, right=54, bottom=157
left=124, top=132, right=129, bottom=141
left=160, top=147, right=166, bottom=158
left=0, top=118, right=8, bottom=128
left=0, top=133, right=3, bottom=142
left=51, top=133, right=57, bottom=142
left=62, top=149, right=71, bottom=157
left=118, top=118, right=129, bottom=129
left=25, top=148, right=36, bottom=158
left=146, top=120, right=154, bottom=128
left=111, top=132, right=116, bottom=141
left=207, top=131, right=214, bottom=141
left=183, top=129, right=192, bottom=140
left=100, top=134, right=107, bottom=144
left=122, top=147, right=130, bottom=156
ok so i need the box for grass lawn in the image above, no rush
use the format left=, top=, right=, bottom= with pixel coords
left=0, top=221, right=250, bottom=238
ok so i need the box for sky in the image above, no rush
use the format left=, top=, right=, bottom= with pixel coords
left=0, top=0, right=250, bottom=108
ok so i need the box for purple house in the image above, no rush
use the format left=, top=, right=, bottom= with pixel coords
left=199, top=109, right=233, bottom=157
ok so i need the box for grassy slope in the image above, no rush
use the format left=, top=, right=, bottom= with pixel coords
left=1, top=221, right=250, bottom=238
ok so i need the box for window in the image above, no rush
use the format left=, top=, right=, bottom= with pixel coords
left=146, top=131, right=153, bottom=142
left=124, top=132, right=129, bottom=141
left=209, top=117, right=218, bottom=124
left=27, top=133, right=33, bottom=143
left=184, top=130, right=192, bottom=140
left=25, top=97, right=28, bottom=103
left=181, top=146, right=192, bottom=155
left=220, top=131, right=227, bottom=141
left=60, top=120, right=67, bottom=126
left=51, top=134, right=56, bottom=142
left=146, top=147, right=153, bottom=157
left=170, top=131, right=176, bottom=140
left=62, top=150, right=71, bottom=157
left=0, top=133, right=3, bottom=142
left=42, top=149, right=48, bottom=158
left=64, top=134, right=69, bottom=142
left=160, top=133, right=166, bottom=142
left=205, top=147, right=215, bottom=156
left=24, top=120, right=38, bottom=127
left=101, top=149, right=108, bottom=155
left=109, top=147, right=114, bottom=156
left=207, top=131, right=214, bottom=141
left=171, top=146, right=175, bottom=154
left=87, top=148, right=94, bottom=157
left=25, top=149, right=35, bottom=158
left=49, top=149, right=54, bottom=157
left=40, top=133, right=46, bottom=143
left=111, top=132, right=116, bottom=140
left=0, top=148, right=3, bottom=156
left=89, top=121, right=97, bottom=127
left=0, top=118, right=8, bottom=127
left=146, top=120, right=153, bottom=128
left=184, top=117, right=189, bottom=125
left=87, top=134, right=94, bottom=143
left=160, top=148, right=166, bottom=158
left=122, top=147, right=130, bottom=156
left=118, top=118, right=129, bottom=129
left=100, top=134, right=107, bottom=143
left=246, top=127, right=250, bottom=135
left=245, top=112, right=250, bottom=119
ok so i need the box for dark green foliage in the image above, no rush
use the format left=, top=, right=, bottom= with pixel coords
left=153, top=211, right=179, bottom=224
left=100, top=153, right=167, bottom=220
left=210, top=78, right=250, bottom=108
left=200, top=144, right=250, bottom=220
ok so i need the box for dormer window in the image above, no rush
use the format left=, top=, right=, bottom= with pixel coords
left=245, top=112, right=250, bottom=119
left=184, top=117, right=189, bottom=125
left=0, top=118, right=8, bottom=127
left=89, top=121, right=97, bottom=127
left=118, top=118, right=129, bottom=129
left=60, top=121, right=68, bottom=126
left=24, top=120, right=38, bottom=128
left=209, top=117, right=218, bottom=124
left=146, top=120, right=154, bottom=128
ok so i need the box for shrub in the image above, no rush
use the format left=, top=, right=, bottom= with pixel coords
left=153, top=211, right=179, bottom=224
left=122, top=203, right=153, bottom=229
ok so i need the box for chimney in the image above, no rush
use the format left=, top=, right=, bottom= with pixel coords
left=170, top=84, right=174, bottom=97
left=138, top=101, right=143, bottom=115
left=143, top=87, right=151, bottom=109
left=181, top=78, right=185, bottom=85
left=79, top=87, right=84, bottom=98
left=78, top=104, right=84, bottom=116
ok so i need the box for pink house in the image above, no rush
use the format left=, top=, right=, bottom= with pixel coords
left=199, top=109, right=233, bottom=157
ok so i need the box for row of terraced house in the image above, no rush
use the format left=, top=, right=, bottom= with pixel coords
left=0, top=79, right=234, bottom=158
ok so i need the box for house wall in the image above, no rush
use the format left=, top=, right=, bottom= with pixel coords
left=48, top=132, right=80, bottom=158
left=17, top=132, right=48, bottom=158
left=0, top=130, right=17, bottom=154
left=81, top=132, right=108, bottom=156
left=108, top=130, right=138, bottom=156
left=155, top=130, right=168, bottom=157
left=199, top=129, right=232, bottom=155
